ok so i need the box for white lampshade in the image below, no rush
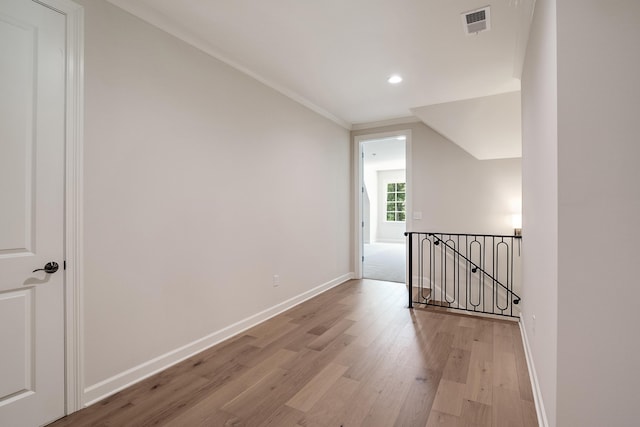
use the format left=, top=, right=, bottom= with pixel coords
left=512, top=214, right=522, bottom=229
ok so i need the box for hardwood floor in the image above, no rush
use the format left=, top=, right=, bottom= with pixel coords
left=49, top=279, right=538, bottom=427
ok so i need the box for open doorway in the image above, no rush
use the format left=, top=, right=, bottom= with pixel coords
left=356, top=133, right=409, bottom=283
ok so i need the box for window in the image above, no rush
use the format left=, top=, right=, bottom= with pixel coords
left=386, top=182, right=406, bottom=222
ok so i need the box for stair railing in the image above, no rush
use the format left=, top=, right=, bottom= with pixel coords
left=405, top=231, right=522, bottom=318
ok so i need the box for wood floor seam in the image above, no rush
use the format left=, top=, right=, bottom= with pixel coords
left=49, top=279, right=538, bottom=427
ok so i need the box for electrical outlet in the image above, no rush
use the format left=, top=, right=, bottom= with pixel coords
left=272, top=274, right=280, bottom=287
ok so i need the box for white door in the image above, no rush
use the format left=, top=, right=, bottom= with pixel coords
left=0, top=0, right=66, bottom=426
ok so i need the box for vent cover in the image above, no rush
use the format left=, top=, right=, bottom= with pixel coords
left=462, top=6, right=491, bottom=35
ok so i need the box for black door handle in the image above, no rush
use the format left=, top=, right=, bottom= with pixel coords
left=33, top=262, right=59, bottom=274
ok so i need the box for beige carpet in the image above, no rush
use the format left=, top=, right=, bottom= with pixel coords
left=363, top=242, right=406, bottom=283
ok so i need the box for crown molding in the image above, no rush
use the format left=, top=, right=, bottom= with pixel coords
left=105, top=0, right=351, bottom=130
left=351, top=116, right=420, bottom=131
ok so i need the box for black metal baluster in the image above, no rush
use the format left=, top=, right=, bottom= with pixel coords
left=419, top=234, right=422, bottom=303
left=492, top=236, right=496, bottom=314
left=431, top=234, right=435, bottom=306
left=482, top=236, right=486, bottom=314
left=458, top=235, right=462, bottom=309
left=510, top=236, right=514, bottom=316
left=422, top=235, right=431, bottom=303
left=465, top=235, right=469, bottom=311
left=407, top=232, right=413, bottom=308
left=496, top=238, right=509, bottom=314
left=404, top=231, right=522, bottom=318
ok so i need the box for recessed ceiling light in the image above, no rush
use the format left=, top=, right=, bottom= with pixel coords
left=387, top=75, right=403, bottom=84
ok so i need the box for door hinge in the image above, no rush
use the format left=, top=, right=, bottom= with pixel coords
left=362, top=221, right=364, bottom=227
left=64, top=260, right=67, bottom=270
left=362, top=255, right=365, bottom=262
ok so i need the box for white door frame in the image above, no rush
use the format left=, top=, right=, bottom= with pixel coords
left=353, top=130, right=412, bottom=280
left=35, top=0, right=85, bottom=414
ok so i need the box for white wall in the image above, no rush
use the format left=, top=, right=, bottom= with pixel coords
left=79, top=0, right=351, bottom=402
left=556, top=1, right=640, bottom=426
left=522, top=1, right=640, bottom=425
left=363, top=167, right=378, bottom=243
left=353, top=123, right=522, bottom=236
left=376, top=169, right=406, bottom=242
left=362, top=185, right=371, bottom=244
left=520, top=0, right=558, bottom=425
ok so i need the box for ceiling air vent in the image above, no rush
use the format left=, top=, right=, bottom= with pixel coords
left=462, top=6, right=491, bottom=35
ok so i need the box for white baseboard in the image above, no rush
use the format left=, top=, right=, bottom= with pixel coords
left=518, top=317, right=549, bottom=427
left=374, top=239, right=405, bottom=244
left=82, top=272, right=354, bottom=407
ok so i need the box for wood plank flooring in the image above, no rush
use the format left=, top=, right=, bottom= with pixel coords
left=49, top=279, right=538, bottom=427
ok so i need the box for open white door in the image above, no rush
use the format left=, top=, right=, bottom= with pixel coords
left=0, top=0, right=66, bottom=425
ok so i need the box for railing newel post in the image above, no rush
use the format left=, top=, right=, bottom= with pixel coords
left=407, top=231, right=413, bottom=309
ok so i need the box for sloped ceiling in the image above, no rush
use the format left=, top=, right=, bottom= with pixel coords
left=106, top=0, right=534, bottom=158
left=412, top=92, right=522, bottom=160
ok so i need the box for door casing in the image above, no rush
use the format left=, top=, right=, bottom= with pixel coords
left=353, top=130, right=412, bottom=280
left=34, top=0, right=85, bottom=415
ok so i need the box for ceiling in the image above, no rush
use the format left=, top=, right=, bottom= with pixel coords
left=107, top=0, right=535, bottom=159
left=362, top=137, right=406, bottom=172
